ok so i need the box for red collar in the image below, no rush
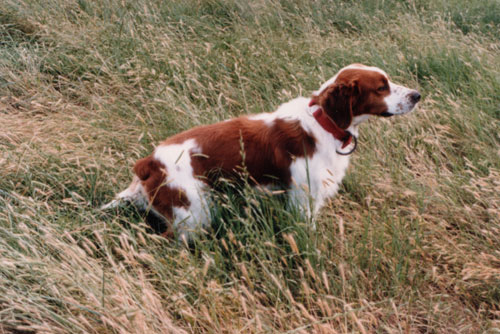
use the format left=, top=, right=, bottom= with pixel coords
left=309, top=102, right=353, bottom=149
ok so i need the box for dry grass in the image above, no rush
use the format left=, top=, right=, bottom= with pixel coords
left=1, top=0, right=499, bottom=333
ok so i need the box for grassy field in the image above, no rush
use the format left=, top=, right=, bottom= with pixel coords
left=1, top=0, right=499, bottom=333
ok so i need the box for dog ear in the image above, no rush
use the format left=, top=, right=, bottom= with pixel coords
left=318, top=81, right=359, bottom=129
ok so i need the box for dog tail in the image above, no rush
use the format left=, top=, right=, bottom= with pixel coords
left=101, top=156, right=157, bottom=210
left=100, top=174, right=142, bottom=209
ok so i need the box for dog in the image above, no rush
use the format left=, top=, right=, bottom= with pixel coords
left=102, top=64, right=421, bottom=240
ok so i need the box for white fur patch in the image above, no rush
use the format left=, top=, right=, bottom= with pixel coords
left=248, top=113, right=275, bottom=125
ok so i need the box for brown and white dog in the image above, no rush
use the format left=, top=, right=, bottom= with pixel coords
left=102, top=64, right=421, bottom=240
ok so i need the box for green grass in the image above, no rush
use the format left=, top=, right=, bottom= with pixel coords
left=1, top=0, right=499, bottom=333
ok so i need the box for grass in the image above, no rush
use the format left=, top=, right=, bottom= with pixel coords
left=1, top=0, right=499, bottom=333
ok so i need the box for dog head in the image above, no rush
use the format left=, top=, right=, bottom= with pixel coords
left=311, top=64, right=421, bottom=129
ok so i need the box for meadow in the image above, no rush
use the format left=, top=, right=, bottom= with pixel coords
left=0, top=0, right=499, bottom=333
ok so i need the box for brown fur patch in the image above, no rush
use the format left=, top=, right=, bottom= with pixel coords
left=335, top=68, right=391, bottom=116
left=317, top=83, right=358, bottom=129
left=163, top=117, right=316, bottom=186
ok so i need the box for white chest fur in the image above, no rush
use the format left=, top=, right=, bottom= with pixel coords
left=265, top=97, right=353, bottom=216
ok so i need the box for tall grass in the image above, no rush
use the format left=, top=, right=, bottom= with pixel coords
left=1, top=0, right=499, bottom=333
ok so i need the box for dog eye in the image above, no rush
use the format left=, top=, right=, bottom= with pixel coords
left=377, top=86, right=388, bottom=92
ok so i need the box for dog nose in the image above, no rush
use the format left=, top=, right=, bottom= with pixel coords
left=410, top=91, right=421, bottom=103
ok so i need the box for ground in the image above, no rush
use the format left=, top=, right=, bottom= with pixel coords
left=0, top=0, right=499, bottom=333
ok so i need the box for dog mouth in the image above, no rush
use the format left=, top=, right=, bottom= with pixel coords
left=379, top=100, right=419, bottom=117
left=379, top=112, right=394, bottom=117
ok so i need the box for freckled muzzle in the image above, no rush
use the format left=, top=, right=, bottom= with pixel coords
left=382, top=84, right=421, bottom=116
